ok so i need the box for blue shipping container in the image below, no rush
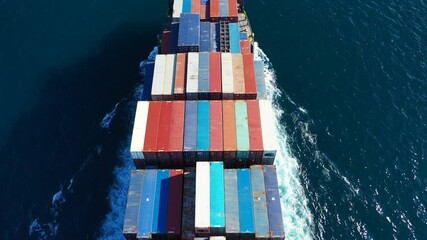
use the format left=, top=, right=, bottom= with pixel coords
left=200, top=22, right=210, bottom=52
left=264, top=166, right=285, bottom=239
left=240, top=32, right=248, bottom=40
left=198, top=52, right=210, bottom=99
left=210, top=23, right=220, bottom=52
left=183, top=0, right=192, bottom=13
left=250, top=166, right=270, bottom=239
left=229, top=23, right=241, bottom=53
left=237, top=169, right=255, bottom=238
left=254, top=61, right=267, bottom=99
left=224, top=169, right=240, bottom=240
left=184, top=101, right=198, bottom=164
left=235, top=101, right=250, bottom=161
left=219, top=0, right=229, bottom=18
left=178, top=14, right=189, bottom=49
left=170, top=22, right=180, bottom=54
left=197, top=101, right=210, bottom=160
left=137, top=170, right=158, bottom=239
left=152, top=170, right=170, bottom=235
left=141, top=62, right=154, bottom=101
left=210, top=162, right=225, bottom=235
left=188, top=14, right=200, bottom=49
left=123, top=170, right=144, bottom=238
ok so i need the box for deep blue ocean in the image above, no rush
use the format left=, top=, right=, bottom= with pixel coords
left=0, top=0, right=426, bottom=239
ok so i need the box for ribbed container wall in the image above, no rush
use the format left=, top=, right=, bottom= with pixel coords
left=228, top=0, right=238, bottom=22
left=209, top=52, right=222, bottom=99
left=170, top=23, right=180, bottom=54
left=237, top=169, right=255, bottom=239
left=151, top=55, right=166, bottom=100
left=243, top=54, right=257, bottom=99
left=209, top=101, right=223, bottom=160
left=167, top=169, right=184, bottom=238
left=186, top=52, right=199, bottom=100
left=210, top=0, right=220, bottom=21
left=221, top=53, right=234, bottom=99
left=162, top=55, right=176, bottom=100
left=264, top=166, right=286, bottom=240
left=258, top=100, right=278, bottom=164
left=224, top=169, right=240, bottom=240
left=152, top=169, right=170, bottom=237
left=161, top=31, right=171, bottom=54
left=184, top=101, right=198, bottom=166
left=246, top=100, right=264, bottom=165
left=169, top=101, right=185, bottom=167
left=250, top=166, right=270, bottom=239
left=198, top=53, right=210, bottom=99
left=141, top=62, right=154, bottom=101
left=222, top=100, right=237, bottom=168
left=174, top=53, right=187, bottom=100
left=130, top=102, right=149, bottom=167
left=156, top=101, right=172, bottom=167
left=210, top=162, right=225, bottom=235
left=195, top=162, right=211, bottom=236
left=200, top=22, right=211, bottom=52
left=197, top=101, right=210, bottom=161
left=172, top=0, right=184, bottom=20
left=137, top=170, right=158, bottom=239
left=254, top=61, right=267, bottom=100
left=182, top=168, right=196, bottom=240
left=235, top=101, right=250, bottom=167
left=123, top=170, right=144, bottom=240
left=219, top=0, right=229, bottom=20
left=232, top=54, right=245, bottom=99
left=143, top=102, right=162, bottom=165
left=229, top=23, right=241, bottom=53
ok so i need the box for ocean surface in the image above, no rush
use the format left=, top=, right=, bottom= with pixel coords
left=0, top=0, right=426, bottom=239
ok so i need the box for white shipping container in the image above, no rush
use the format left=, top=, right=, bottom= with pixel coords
left=130, top=101, right=150, bottom=159
left=195, top=162, right=210, bottom=235
left=163, top=54, right=176, bottom=100
left=259, top=100, right=278, bottom=164
left=186, top=52, right=199, bottom=100
left=221, top=53, right=234, bottom=99
left=209, top=237, right=226, bottom=240
left=172, top=0, right=183, bottom=19
left=152, top=55, right=167, bottom=100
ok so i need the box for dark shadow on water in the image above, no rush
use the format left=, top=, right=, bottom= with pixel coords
left=0, top=22, right=159, bottom=240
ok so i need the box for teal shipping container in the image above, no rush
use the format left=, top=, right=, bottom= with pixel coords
left=237, top=169, right=255, bottom=239
left=250, top=166, right=270, bottom=239
left=229, top=23, right=241, bottom=53
left=123, top=170, right=144, bottom=239
left=183, top=0, right=192, bottom=13
left=197, top=101, right=210, bottom=161
left=235, top=101, right=250, bottom=166
left=224, top=169, right=240, bottom=240
left=152, top=170, right=170, bottom=236
left=137, top=170, right=158, bottom=239
left=210, top=162, right=225, bottom=235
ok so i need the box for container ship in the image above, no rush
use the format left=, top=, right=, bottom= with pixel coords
left=122, top=0, right=286, bottom=239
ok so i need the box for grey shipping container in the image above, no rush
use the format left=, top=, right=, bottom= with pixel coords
left=264, top=166, right=286, bottom=239
left=123, top=170, right=144, bottom=239
left=254, top=61, right=267, bottom=99
left=184, top=101, right=198, bottom=166
left=182, top=168, right=196, bottom=240
left=198, top=53, right=210, bottom=99
left=250, top=166, right=270, bottom=239
left=224, top=169, right=240, bottom=240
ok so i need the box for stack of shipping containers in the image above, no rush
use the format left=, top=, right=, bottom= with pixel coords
left=124, top=0, right=286, bottom=239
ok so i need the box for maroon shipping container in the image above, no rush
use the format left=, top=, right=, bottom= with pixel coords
left=156, top=101, right=172, bottom=167
left=143, top=101, right=162, bottom=165
left=174, top=53, right=187, bottom=100
left=243, top=54, right=257, bottom=99
left=169, top=101, right=185, bottom=168
left=210, top=0, right=220, bottom=21
left=246, top=100, right=264, bottom=165
left=240, top=40, right=251, bottom=54
left=161, top=31, right=171, bottom=54
left=167, top=169, right=184, bottom=238
left=210, top=100, right=223, bottom=160
left=209, top=52, right=222, bottom=100
left=228, top=0, right=238, bottom=22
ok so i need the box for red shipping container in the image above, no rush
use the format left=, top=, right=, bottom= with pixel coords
left=228, top=0, right=238, bottom=22
left=243, top=53, right=257, bottom=99
left=169, top=101, right=185, bottom=168
left=161, top=31, right=171, bottom=54
left=200, top=4, right=207, bottom=21
left=210, top=0, right=220, bottom=21
left=156, top=101, right=173, bottom=167
left=143, top=101, right=162, bottom=165
left=167, top=169, right=184, bottom=237
left=240, top=40, right=251, bottom=54
left=246, top=100, right=264, bottom=165
left=223, top=100, right=237, bottom=168
left=191, top=0, right=200, bottom=15
left=210, top=101, right=223, bottom=160
left=174, top=53, right=187, bottom=100
left=209, top=52, right=222, bottom=100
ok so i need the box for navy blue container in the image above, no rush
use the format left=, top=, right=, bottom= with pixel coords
left=210, top=23, right=220, bottom=52
left=178, top=14, right=189, bottom=52
left=141, top=62, right=154, bottom=101
left=137, top=170, right=158, bottom=239
left=184, top=101, right=198, bottom=166
left=188, top=13, right=200, bottom=52
left=198, top=53, right=210, bottom=99
left=264, top=166, right=286, bottom=239
left=123, top=170, right=144, bottom=239
left=197, top=101, right=210, bottom=161
left=152, top=170, right=170, bottom=237
left=200, top=22, right=210, bottom=52
left=237, top=169, right=255, bottom=239
left=169, top=22, right=179, bottom=54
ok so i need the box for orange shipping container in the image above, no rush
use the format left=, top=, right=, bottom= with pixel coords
left=210, top=0, right=220, bottom=21
left=223, top=100, right=237, bottom=168
left=243, top=54, right=257, bottom=99
left=174, top=53, right=187, bottom=100
left=232, top=54, right=245, bottom=100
